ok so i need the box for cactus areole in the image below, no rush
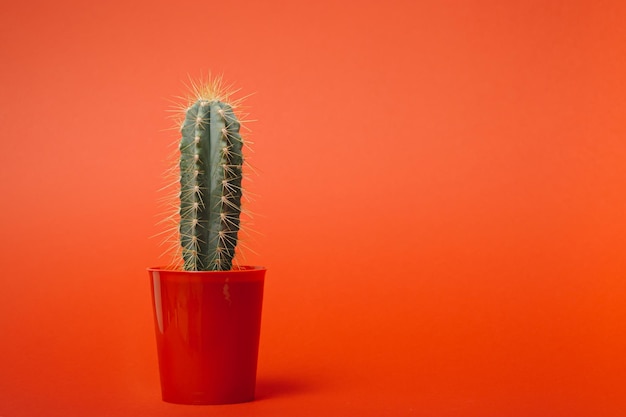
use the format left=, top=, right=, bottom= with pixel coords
left=179, top=98, right=244, bottom=271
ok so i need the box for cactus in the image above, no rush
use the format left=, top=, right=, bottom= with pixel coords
left=176, top=79, right=245, bottom=271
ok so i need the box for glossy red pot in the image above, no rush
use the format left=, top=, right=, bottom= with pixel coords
left=148, top=266, right=266, bottom=404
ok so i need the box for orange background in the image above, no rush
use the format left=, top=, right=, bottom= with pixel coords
left=1, top=0, right=626, bottom=415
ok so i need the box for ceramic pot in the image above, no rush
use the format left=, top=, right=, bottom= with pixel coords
left=148, top=266, right=266, bottom=404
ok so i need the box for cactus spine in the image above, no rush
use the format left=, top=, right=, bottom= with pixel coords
left=178, top=82, right=244, bottom=271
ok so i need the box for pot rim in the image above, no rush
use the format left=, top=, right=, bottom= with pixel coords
left=148, top=266, right=266, bottom=282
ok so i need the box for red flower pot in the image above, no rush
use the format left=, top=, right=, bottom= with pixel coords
left=148, top=266, right=266, bottom=404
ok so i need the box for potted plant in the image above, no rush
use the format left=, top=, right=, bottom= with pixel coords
left=148, top=76, right=266, bottom=405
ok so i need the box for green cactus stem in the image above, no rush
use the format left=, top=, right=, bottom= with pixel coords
left=178, top=93, right=244, bottom=271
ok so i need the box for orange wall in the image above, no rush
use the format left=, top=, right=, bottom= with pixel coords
left=1, top=0, right=626, bottom=415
